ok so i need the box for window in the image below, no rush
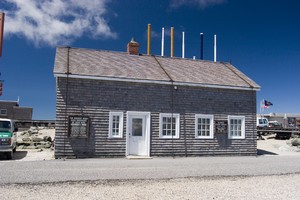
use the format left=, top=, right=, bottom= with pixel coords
left=109, top=112, right=123, bottom=138
left=0, top=109, right=7, bottom=116
left=228, top=115, right=245, bottom=139
left=195, top=114, right=214, bottom=139
left=159, top=113, right=180, bottom=139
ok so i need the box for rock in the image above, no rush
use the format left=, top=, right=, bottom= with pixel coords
left=43, top=136, right=52, bottom=142
left=44, top=142, right=52, bottom=148
left=28, top=130, right=38, bottom=135
left=24, top=145, right=39, bottom=149
left=16, top=138, right=24, bottom=145
left=32, top=137, right=43, bottom=142
left=22, top=137, right=32, bottom=142
left=291, top=138, right=300, bottom=146
left=21, top=131, right=28, bottom=136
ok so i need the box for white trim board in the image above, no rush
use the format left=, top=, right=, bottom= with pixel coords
left=54, top=73, right=260, bottom=91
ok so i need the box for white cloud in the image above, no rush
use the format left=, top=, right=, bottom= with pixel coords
left=3, top=0, right=117, bottom=47
left=170, top=0, right=226, bottom=9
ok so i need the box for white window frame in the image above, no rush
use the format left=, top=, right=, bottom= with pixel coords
left=195, top=114, right=214, bottom=139
left=228, top=115, right=245, bottom=139
left=109, top=112, right=124, bottom=138
left=159, top=113, right=180, bottom=139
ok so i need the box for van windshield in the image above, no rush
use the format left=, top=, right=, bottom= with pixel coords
left=259, top=119, right=268, bottom=124
left=0, top=121, right=12, bottom=132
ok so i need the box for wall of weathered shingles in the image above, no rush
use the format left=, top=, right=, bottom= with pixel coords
left=0, top=102, right=32, bottom=121
left=55, top=77, right=257, bottom=158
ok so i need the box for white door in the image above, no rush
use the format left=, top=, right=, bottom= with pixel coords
left=127, top=112, right=150, bottom=156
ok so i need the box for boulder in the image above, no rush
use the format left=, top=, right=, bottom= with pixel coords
left=32, top=137, right=43, bottom=142
left=291, top=138, right=300, bottom=146
left=22, top=137, right=32, bottom=142
left=43, top=136, right=52, bottom=142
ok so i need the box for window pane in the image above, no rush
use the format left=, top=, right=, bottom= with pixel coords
left=172, top=130, right=175, bottom=136
left=206, top=119, right=210, bottom=124
left=205, top=130, right=209, bottom=136
left=167, top=130, right=171, bottom=136
left=163, top=130, right=167, bottom=136
left=167, top=117, right=171, bottom=124
left=167, top=123, right=171, bottom=130
left=132, top=118, right=143, bottom=136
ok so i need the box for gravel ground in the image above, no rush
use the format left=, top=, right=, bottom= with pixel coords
left=11, top=133, right=299, bottom=161
left=1, top=174, right=299, bottom=200
left=257, top=134, right=300, bottom=155
left=1, top=131, right=299, bottom=199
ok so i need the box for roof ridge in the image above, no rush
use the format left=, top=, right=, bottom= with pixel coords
left=58, top=46, right=220, bottom=63
left=58, top=46, right=130, bottom=55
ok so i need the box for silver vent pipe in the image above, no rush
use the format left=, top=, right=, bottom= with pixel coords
left=182, top=32, right=185, bottom=58
left=214, top=34, right=217, bottom=62
left=161, top=27, right=164, bottom=56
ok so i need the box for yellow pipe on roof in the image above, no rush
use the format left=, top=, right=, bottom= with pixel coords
left=171, top=27, right=174, bottom=57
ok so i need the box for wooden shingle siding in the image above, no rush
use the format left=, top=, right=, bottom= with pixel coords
left=55, top=77, right=257, bottom=158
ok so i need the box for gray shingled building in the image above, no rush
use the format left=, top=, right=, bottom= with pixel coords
left=53, top=40, right=260, bottom=158
left=0, top=100, right=32, bottom=121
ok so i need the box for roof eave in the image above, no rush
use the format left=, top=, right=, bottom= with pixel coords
left=54, top=73, right=261, bottom=91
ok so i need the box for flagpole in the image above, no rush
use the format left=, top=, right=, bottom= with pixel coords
left=260, top=99, right=264, bottom=118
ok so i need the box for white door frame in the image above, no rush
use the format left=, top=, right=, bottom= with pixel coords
left=126, top=111, right=151, bottom=157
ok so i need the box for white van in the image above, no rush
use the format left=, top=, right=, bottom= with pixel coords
left=0, top=119, right=18, bottom=159
left=257, top=117, right=269, bottom=128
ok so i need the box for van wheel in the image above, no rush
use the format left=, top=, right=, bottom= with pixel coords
left=6, top=152, right=13, bottom=160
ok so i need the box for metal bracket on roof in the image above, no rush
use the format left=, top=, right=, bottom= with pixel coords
left=152, top=55, right=174, bottom=82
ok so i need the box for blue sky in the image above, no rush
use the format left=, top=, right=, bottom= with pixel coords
left=0, top=0, right=299, bottom=119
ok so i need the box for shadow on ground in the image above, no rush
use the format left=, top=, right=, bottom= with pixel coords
left=257, top=149, right=278, bottom=156
left=0, top=150, right=28, bottom=161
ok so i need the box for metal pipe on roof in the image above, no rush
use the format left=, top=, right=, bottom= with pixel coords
left=200, top=33, right=204, bottom=60
left=147, top=24, right=151, bottom=55
left=182, top=31, right=185, bottom=58
left=0, top=12, right=5, bottom=58
left=171, top=27, right=174, bottom=57
left=161, top=27, right=164, bottom=56
left=214, top=34, right=217, bottom=62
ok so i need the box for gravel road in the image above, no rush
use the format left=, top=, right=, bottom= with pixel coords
left=1, top=156, right=300, bottom=199
left=1, top=134, right=299, bottom=199
left=1, top=174, right=299, bottom=200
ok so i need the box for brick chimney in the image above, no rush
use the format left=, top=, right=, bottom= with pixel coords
left=127, top=37, right=139, bottom=55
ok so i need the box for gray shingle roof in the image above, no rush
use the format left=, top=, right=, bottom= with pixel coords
left=54, top=47, right=260, bottom=90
